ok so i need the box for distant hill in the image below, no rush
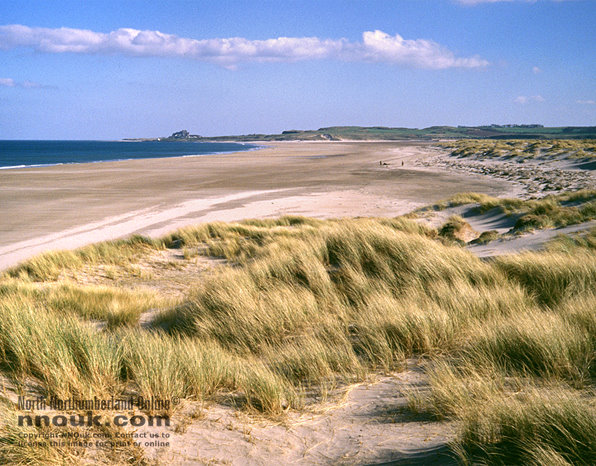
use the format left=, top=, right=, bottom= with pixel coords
left=135, top=125, right=596, bottom=142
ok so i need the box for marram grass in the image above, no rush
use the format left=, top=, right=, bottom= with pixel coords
left=0, top=214, right=594, bottom=463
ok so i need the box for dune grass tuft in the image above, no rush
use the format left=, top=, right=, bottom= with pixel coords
left=6, top=235, right=163, bottom=282
left=547, top=226, right=596, bottom=252
left=493, top=251, right=596, bottom=306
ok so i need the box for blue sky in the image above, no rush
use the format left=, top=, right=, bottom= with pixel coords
left=1, top=0, right=595, bottom=139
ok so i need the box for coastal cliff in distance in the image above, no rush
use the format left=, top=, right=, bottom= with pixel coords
left=125, top=125, right=596, bottom=142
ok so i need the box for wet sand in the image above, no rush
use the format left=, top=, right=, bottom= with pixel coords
left=0, top=141, right=513, bottom=270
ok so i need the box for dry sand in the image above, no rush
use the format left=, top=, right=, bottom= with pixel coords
left=0, top=141, right=513, bottom=271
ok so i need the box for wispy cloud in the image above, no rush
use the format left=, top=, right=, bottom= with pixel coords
left=515, top=95, right=545, bottom=104
left=0, top=77, right=50, bottom=89
left=577, top=99, right=596, bottom=105
left=0, top=25, right=489, bottom=69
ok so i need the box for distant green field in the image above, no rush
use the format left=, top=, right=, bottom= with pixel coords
left=152, top=125, right=596, bottom=142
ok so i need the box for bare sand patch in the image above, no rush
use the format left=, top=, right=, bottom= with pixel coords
left=57, top=247, right=226, bottom=300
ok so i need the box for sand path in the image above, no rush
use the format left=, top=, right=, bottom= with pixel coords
left=141, top=362, right=456, bottom=465
left=467, top=220, right=596, bottom=257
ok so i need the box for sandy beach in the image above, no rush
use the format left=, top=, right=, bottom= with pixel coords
left=0, top=141, right=513, bottom=270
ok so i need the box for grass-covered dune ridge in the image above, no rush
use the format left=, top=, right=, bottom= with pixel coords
left=1, top=215, right=595, bottom=464
left=424, top=189, right=596, bottom=236
left=439, top=139, right=596, bottom=160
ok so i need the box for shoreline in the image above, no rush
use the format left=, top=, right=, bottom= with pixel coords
left=0, top=141, right=514, bottom=271
left=0, top=140, right=265, bottom=171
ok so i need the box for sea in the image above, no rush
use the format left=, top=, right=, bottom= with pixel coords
left=0, top=140, right=261, bottom=170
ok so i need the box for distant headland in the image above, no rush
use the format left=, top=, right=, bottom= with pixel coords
left=124, top=125, right=596, bottom=142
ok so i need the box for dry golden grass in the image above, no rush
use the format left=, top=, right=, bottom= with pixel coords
left=0, top=213, right=594, bottom=463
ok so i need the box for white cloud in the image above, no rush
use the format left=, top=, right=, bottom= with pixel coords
left=515, top=95, right=545, bottom=104
left=0, top=24, right=489, bottom=69
left=0, top=77, right=15, bottom=87
left=532, top=66, right=542, bottom=74
left=358, top=30, right=487, bottom=68
left=577, top=99, right=596, bottom=105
